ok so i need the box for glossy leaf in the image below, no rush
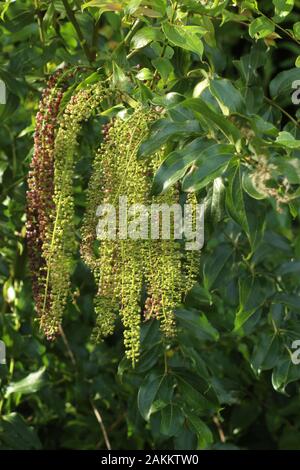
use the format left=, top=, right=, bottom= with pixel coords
left=151, top=137, right=212, bottom=194
left=137, top=119, right=201, bottom=158
left=182, top=143, right=235, bottom=192
left=182, top=97, right=241, bottom=143
left=162, top=23, right=205, bottom=58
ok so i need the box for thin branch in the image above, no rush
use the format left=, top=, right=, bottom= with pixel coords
left=58, top=325, right=112, bottom=450
left=150, top=0, right=178, bottom=88
left=264, top=96, right=300, bottom=129
left=213, top=416, right=226, bottom=443
left=58, top=325, right=76, bottom=366
left=34, top=0, right=47, bottom=74
left=123, top=19, right=142, bottom=45
left=259, top=11, right=300, bottom=46
left=90, top=398, right=112, bottom=450
left=61, top=0, right=94, bottom=63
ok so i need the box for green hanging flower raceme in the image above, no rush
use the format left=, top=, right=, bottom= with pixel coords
left=26, top=70, right=71, bottom=325
left=81, top=108, right=200, bottom=364
left=28, top=79, right=200, bottom=361
left=40, top=82, right=111, bottom=339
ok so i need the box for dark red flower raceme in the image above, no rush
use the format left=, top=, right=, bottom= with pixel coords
left=26, top=71, right=65, bottom=324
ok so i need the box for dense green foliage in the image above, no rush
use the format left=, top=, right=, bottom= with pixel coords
left=1, top=0, right=300, bottom=450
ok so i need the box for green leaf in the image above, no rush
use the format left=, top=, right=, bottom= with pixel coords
left=75, top=72, right=102, bottom=90
left=233, top=45, right=265, bottom=86
left=249, top=115, right=278, bottom=137
left=137, top=119, right=201, bottom=159
left=249, top=17, right=275, bottom=39
left=206, top=176, right=226, bottom=224
left=275, top=131, right=300, bottom=148
left=151, top=57, right=173, bottom=82
left=185, top=413, right=213, bottom=449
left=176, top=371, right=218, bottom=413
left=272, top=357, right=300, bottom=394
left=272, top=0, right=294, bottom=22
left=112, top=61, right=132, bottom=91
left=0, top=0, right=14, bottom=20
left=276, top=261, right=300, bottom=276
left=274, top=157, right=300, bottom=184
left=0, top=67, right=27, bottom=96
left=124, top=0, right=143, bottom=16
left=209, top=78, right=244, bottom=115
left=175, top=308, right=219, bottom=341
left=152, top=92, right=185, bottom=109
left=162, top=23, right=205, bottom=58
left=251, top=333, right=281, bottom=374
left=5, top=367, right=46, bottom=397
left=185, top=283, right=212, bottom=308
left=82, top=0, right=123, bottom=15
left=234, top=277, right=266, bottom=331
left=203, top=244, right=233, bottom=290
left=0, top=413, right=41, bottom=450
left=293, top=22, right=300, bottom=39
left=137, top=372, right=165, bottom=420
left=274, top=293, right=300, bottom=310
left=270, top=68, right=300, bottom=105
left=0, top=93, right=19, bottom=122
left=242, top=171, right=266, bottom=200
left=182, top=97, right=241, bottom=144
left=151, top=137, right=212, bottom=194
left=226, top=165, right=250, bottom=239
left=161, top=404, right=184, bottom=437
left=182, top=143, right=235, bottom=192
left=136, top=68, right=153, bottom=80
left=131, top=26, right=162, bottom=49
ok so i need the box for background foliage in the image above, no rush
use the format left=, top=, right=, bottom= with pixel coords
left=1, top=0, right=300, bottom=450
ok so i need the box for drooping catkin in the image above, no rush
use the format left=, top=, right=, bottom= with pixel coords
left=26, top=70, right=66, bottom=321
left=28, top=77, right=200, bottom=358
left=40, top=83, right=110, bottom=339
left=81, top=108, right=200, bottom=363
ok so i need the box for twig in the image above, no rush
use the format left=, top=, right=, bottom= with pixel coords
left=34, top=0, right=45, bottom=44
left=34, top=0, right=47, bottom=74
left=58, top=324, right=76, bottom=367
left=213, top=415, right=226, bottom=443
left=124, top=19, right=142, bottom=45
left=90, top=398, right=112, bottom=450
left=150, top=0, right=178, bottom=88
left=108, top=413, right=126, bottom=433
left=259, top=11, right=300, bottom=46
left=264, top=96, right=300, bottom=129
left=61, top=0, right=94, bottom=63
left=58, top=325, right=112, bottom=450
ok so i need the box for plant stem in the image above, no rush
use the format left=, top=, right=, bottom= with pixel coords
left=34, top=0, right=47, bottom=74
left=61, top=0, right=95, bottom=63
left=259, top=11, right=300, bottom=46
left=150, top=0, right=178, bottom=88
left=213, top=416, right=226, bottom=443
left=264, top=96, right=300, bottom=129
left=58, top=325, right=112, bottom=450
left=59, top=325, right=76, bottom=366
left=34, top=0, right=45, bottom=43
left=124, top=19, right=142, bottom=45
left=90, top=398, right=112, bottom=450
